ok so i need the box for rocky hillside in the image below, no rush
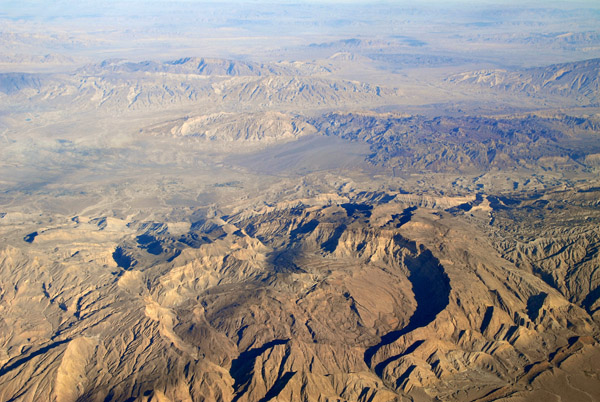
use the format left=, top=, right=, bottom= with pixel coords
left=142, top=111, right=317, bottom=144
left=484, top=187, right=600, bottom=321
left=447, top=58, right=600, bottom=105
left=0, top=194, right=598, bottom=401
left=78, top=58, right=296, bottom=77
left=312, top=112, right=600, bottom=174
left=0, top=57, right=389, bottom=113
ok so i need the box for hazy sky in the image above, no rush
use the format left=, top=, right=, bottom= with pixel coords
left=1, top=0, right=598, bottom=65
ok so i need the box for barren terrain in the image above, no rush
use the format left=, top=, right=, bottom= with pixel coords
left=1, top=1, right=600, bottom=401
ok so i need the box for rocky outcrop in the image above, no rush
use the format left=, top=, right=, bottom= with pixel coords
left=447, top=58, right=600, bottom=105
left=487, top=187, right=600, bottom=322
left=312, top=112, right=600, bottom=174
left=142, top=111, right=317, bottom=145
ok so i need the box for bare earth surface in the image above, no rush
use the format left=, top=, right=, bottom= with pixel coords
left=1, top=2, right=600, bottom=401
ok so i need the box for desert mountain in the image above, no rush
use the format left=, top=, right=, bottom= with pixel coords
left=0, top=58, right=388, bottom=113
left=142, top=111, right=316, bottom=145
left=0, top=189, right=599, bottom=401
left=0, top=72, right=46, bottom=95
left=1, top=2, right=600, bottom=399
left=78, top=58, right=306, bottom=77
left=312, top=112, right=600, bottom=174
left=448, top=58, right=600, bottom=105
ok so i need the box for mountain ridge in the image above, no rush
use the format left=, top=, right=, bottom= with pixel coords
left=448, top=58, right=600, bottom=105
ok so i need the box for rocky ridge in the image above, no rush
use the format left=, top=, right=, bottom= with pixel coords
left=0, top=193, right=598, bottom=401
left=447, top=58, right=600, bottom=106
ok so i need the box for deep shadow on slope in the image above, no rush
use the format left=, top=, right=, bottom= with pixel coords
left=0, top=339, right=71, bottom=378
left=230, top=339, right=290, bottom=402
left=364, top=243, right=451, bottom=377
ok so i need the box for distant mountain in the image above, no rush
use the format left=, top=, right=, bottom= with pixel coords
left=0, top=57, right=388, bottom=111
left=368, top=53, right=472, bottom=69
left=309, top=38, right=388, bottom=49
left=307, top=38, right=467, bottom=69
left=448, top=58, right=600, bottom=105
left=312, top=112, right=600, bottom=173
left=309, top=37, right=426, bottom=50
left=212, top=76, right=388, bottom=107
left=78, top=57, right=309, bottom=77
left=0, top=72, right=45, bottom=95
left=142, top=111, right=316, bottom=144
left=0, top=53, right=75, bottom=65
left=470, top=31, right=600, bottom=48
